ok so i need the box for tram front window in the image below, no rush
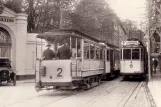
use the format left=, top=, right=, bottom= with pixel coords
left=132, top=49, right=140, bottom=60
left=123, top=49, right=131, bottom=59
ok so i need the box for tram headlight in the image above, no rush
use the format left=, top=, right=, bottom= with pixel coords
left=40, top=66, right=46, bottom=76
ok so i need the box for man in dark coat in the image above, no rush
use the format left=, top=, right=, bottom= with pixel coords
left=57, top=42, right=71, bottom=59
left=153, top=58, right=158, bottom=74
left=42, top=44, right=55, bottom=60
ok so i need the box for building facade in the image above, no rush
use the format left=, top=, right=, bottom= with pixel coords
left=0, top=6, right=44, bottom=79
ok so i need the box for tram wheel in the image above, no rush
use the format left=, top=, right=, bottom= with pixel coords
left=123, top=75, right=128, bottom=80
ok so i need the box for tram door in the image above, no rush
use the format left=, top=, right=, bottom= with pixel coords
left=110, top=50, right=114, bottom=71
left=0, top=28, right=11, bottom=60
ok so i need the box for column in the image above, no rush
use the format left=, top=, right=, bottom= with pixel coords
left=15, top=13, right=28, bottom=79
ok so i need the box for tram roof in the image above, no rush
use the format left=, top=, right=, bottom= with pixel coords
left=37, top=29, right=99, bottom=42
left=37, top=29, right=119, bottom=48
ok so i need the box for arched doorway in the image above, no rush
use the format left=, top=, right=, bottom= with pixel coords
left=0, top=27, right=11, bottom=59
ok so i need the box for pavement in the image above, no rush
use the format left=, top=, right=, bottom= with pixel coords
left=16, top=79, right=35, bottom=84
left=15, top=73, right=161, bottom=107
left=148, top=69, right=161, bottom=107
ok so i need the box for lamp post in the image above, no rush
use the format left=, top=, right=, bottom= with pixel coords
left=147, top=0, right=151, bottom=81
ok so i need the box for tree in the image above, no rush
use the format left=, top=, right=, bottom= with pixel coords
left=3, top=0, right=23, bottom=13
left=122, top=19, right=145, bottom=41
left=70, top=0, right=116, bottom=43
left=24, top=0, right=79, bottom=32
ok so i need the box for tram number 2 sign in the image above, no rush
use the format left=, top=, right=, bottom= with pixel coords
left=57, top=68, right=63, bottom=77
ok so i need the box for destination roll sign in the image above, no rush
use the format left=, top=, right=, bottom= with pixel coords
left=122, top=41, right=140, bottom=46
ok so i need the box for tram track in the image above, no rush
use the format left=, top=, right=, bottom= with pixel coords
left=2, top=89, right=59, bottom=107
left=2, top=77, right=147, bottom=107
left=3, top=81, right=102, bottom=107
left=41, top=78, right=121, bottom=107
left=117, top=81, right=143, bottom=107
left=83, top=79, right=122, bottom=107
left=118, top=80, right=157, bottom=107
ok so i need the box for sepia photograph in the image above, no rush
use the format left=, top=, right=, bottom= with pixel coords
left=0, top=0, right=160, bottom=107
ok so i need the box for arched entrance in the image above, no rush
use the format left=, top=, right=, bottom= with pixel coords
left=0, top=27, right=11, bottom=59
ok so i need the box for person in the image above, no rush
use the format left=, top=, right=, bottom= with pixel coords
left=42, top=44, right=55, bottom=60
left=153, top=58, right=158, bottom=74
left=57, top=42, right=71, bottom=59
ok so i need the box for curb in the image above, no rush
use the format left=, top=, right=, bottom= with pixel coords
left=145, top=83, right=157, bottom=107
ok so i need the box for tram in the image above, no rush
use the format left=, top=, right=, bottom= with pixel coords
left=35, top=29, right=120, bottom=91
left=120, top=38, right=148, bottom=79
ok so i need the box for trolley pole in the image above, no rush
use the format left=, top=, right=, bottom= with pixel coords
left=147, top=0, right=151, bottom=81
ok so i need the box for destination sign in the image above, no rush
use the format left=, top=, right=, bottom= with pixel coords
left=122, top=41, right=140, bottom=46
left=0, top=16, right=14, bottom=23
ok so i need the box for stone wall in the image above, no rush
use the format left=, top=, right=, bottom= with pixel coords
left=25, top=33, right=45, bottom=78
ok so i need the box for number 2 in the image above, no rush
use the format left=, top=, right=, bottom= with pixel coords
left=57, top=68, right=63, bottom=77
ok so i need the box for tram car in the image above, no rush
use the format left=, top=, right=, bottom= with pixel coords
left=35, top=29, right=120, bottom=91
left=120, top=38, right=148, bottom=79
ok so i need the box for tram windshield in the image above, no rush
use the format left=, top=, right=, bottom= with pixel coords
left=132, top=49, right=140, bottom=59
left=122, top=48, right=140, bottom=60
left=123, top=49, right=131, bottom=59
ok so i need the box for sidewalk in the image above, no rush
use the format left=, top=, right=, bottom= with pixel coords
left=148, top=69, right=161, bottom=107
left=16, top=79, right=35, bottom=84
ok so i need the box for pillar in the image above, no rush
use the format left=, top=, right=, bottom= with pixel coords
left=15, top=13, right=28, bottom=79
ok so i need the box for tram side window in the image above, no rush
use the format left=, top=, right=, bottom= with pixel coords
left=100, top=48, right=103, bottom=60
left=121, top=49, right=122, bottom=60
left=115, top=51, right=119, bottom=61
left=96, top=47, right=100, bottom=60
left=107, top=50, right=109, bottom=61
left=103, top=50, right=106, bottom=60
left=90, top=44, right=95, bottom=59
left=84, top=43, right=90, bottom=59
left=71, top=37, right=76, bottom=57
left=132, top=49, right=140, bottom=59
left=141, top=49, right=144, bottom=60
left=123, top=49, right=131, bottom=59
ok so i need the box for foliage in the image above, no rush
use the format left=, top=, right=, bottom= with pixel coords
left=3, top=0, right=23, bottom=13
left=70, top=0, right=116, bottom=43
left=2, top=0, right=120, bottom=44
left=122, top=19, right=145, bottom=41
left=23, top=0, right=79, bottom=32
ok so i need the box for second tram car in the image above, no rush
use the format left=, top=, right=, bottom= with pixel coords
left=120, top=38, right=148, bottom=79
left=35, top=29, right=120, bottom=91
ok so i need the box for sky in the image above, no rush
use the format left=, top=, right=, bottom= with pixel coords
left=106, top=0, right=147, bottom=28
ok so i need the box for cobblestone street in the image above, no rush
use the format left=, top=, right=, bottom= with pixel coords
left=0, top=77, right=151, bottom=107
